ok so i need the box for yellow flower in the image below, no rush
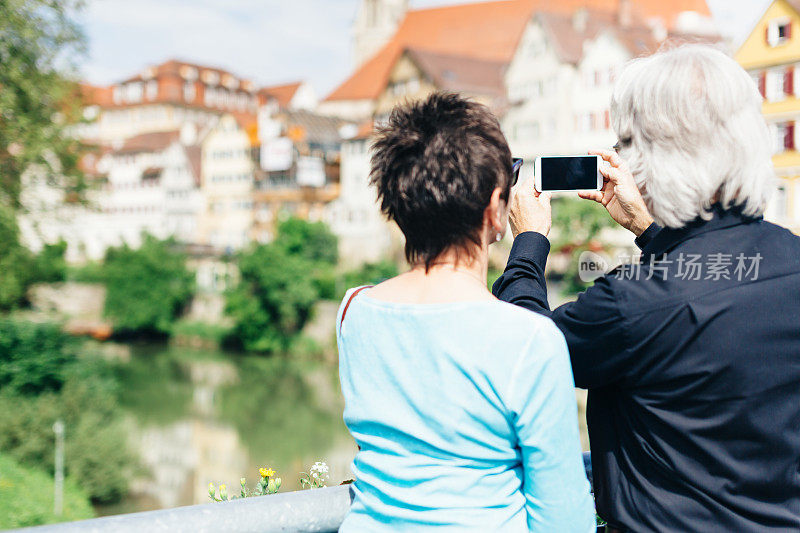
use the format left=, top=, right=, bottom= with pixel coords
left=259, top=467, right=275, bottom=478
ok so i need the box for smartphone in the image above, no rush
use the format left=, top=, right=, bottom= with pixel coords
left=534, top=155, right=603, bottom=192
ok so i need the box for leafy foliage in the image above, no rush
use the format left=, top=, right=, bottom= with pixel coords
left=31, top=240, right=68, bottom=283
left=0, top=0, right=87, bottom=207
left=102, top=235, right=194, bottom=335
left=273, top=218, right=338, bottom=265
left=0, top=206, right=34, bottom=310
left=0, top=320, right=136, bottom=504
left=226, top=245, right=319, bottom=353
left=0, top=453, right=94, bottom=529
left=226, top=218, right=340, bottom=353
left=0, top=319, right=74, bottom=396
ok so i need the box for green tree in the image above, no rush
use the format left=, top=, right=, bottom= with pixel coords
left=0, top=0, right=87, bottom=208
left=273, top=217, right=338, bottom=265
left=32, top=240, right=68, bottom=283
left=0, top=319, right=74, bottom=395
left=102, top=235, right=194, bottom=335
left=0, top=319, right=136, bottom=504
left=226, top=245, right=319, bottom=353
left=0, top=206, right=34, bottom=310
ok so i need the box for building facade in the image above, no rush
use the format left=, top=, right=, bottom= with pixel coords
left=736, top=0, right=800, bottom=233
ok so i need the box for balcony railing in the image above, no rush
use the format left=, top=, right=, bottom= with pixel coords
left=18, top=485, right=353, bottom=533
left=18, top=454, right=595, bottom=533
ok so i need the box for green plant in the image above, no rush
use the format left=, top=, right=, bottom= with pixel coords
left=0, top=206, right=34, bottom=311
left=0, top=326, right=136, bottom=504
left=0, top=0, right=87, bottom=208
left=299, top=461, right=330, bottom=489
left=0, top=318, right=75, bottom=396
left=102, top=235, right=194, bottom=335
left=273, top=218, right=338, bottom=266
left=31, top=240, right=68, bottom=283
left=209, top=467, right=282, bottom=501
left=0, top=453, right=94, bottom=529
left=226, top=245, right=319, bottom=353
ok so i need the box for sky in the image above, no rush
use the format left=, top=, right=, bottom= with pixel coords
left=78, top=0, right=772, bottom=98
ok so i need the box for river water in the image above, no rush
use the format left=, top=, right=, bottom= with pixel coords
left=97, top=344, right=356, bottom=516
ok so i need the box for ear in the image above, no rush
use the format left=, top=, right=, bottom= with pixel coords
left=484, top=187, right=507, bottom=234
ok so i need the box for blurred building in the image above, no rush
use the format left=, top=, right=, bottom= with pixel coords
left=253, top=105, right=353, bottom=243
left=504, top=6, right=718, bottom=160
left=21, top=59, right=350, bottom=261
left=257, top=81, right=318, bottom=111
left=736, top=0, right=800, bottom=234
left=319, top=0, right=714, bottom=121
left=197, top=114, right=258, bottom=251
left=326, top=0, right=717, bottom=261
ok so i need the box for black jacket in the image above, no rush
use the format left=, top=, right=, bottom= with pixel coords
left=492, top=206, right=800, bottom=532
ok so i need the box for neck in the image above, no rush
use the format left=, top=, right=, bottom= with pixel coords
left=411, top=247, right=489, bottom=285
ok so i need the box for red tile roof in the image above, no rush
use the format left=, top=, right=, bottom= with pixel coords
left=325, top=0, right=711, bottom=102
left=258, top=81, right=303, bottom=108
left=405, top=48, right=506, bottom=98
left=117, top=130, right=181, bottom=154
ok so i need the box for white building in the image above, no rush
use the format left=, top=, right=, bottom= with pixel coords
left=327, top=125, right=393, bottom=266
left=197, top=114, right=257, bottom=252
left=20, top=125, right=205, bottom=261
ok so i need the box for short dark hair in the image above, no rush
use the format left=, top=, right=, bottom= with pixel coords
left=370, top=92, right=513, bottom=269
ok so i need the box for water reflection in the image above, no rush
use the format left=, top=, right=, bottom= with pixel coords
left=107, top=345, right=355, bottom=514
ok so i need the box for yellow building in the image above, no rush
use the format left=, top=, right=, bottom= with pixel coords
left=736, top=0, right=800, bottom=233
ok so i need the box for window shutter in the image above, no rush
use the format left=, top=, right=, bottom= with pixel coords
left=759, top=71, right=767, bottom=98
left=785, top=66, right=794, bottom=96
left=788, top=23, right=793, bottom=39
left=785, top=122, right=795, bottom=151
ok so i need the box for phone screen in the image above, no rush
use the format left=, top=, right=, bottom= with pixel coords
left=540, top=156, right=599, bottom=191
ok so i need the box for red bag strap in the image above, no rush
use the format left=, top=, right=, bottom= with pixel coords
left=339, top=286, right=373, bottom=331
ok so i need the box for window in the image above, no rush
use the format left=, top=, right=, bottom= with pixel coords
left=772, top=122, right=795, bottom=153
left=125, top=82, right=143, bottom=103
left=767, top=19, right=792, bottom=47
left=766, top=68, right=786, bottom=101
left=146, top=80, right=158, bottom=100
left=183, top=82, right=195, bottom=103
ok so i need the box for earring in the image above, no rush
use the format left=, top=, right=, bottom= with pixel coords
left=495, top=233, right=502, bottom=242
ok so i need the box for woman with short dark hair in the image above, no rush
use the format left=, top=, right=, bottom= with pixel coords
left=337, top=93, right=594, bottom=532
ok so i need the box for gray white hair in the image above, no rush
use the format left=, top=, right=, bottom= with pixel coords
left=611, top=44, right=775, bottom=228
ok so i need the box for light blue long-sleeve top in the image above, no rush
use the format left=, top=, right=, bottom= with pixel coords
left=337, top=288, right=595, bottom=532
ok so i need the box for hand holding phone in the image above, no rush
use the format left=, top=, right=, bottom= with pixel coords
left=534, top=155, right=603, bottom=192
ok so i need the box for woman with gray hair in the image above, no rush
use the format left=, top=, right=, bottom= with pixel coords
left=494, top=44, right=800, bottom=532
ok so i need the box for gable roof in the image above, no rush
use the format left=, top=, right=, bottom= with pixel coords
left=259, top=82, right=303, bottom=108
left=116, top=130, right=181, bottom=154
left=325, top=0, right=711, bottom=102
left=405, top=48, right=506, bottom=97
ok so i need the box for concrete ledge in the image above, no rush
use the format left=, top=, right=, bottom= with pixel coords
left=17, top=485, right=354, bottom=533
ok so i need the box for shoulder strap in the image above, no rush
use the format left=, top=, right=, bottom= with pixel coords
left=339, top=286, right=373, bottom=331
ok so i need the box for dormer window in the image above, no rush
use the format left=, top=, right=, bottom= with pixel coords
left=767, top=18, right=792, bottom=47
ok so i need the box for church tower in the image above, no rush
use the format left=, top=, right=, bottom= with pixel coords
left=353, top=0, right=408, bottom=67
